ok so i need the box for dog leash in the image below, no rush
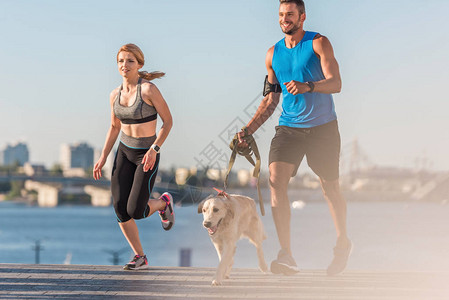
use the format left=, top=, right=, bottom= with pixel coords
left=224, top=131, right=265, bottom=216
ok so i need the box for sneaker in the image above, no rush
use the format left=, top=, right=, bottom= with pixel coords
left=123, top=255, right=149, bottom=270
left=327, top=240, right=353, bottom=276
left=270, top=249, right=300, bottom=275
left=159, top=192, right=175, bottom=231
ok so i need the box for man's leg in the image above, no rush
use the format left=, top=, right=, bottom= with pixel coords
left=269, top=161, right=299, bottom=274
left=270, top=161, right=295, bottom=253
left=306, top=120, right=351, bottom=275
left=320, top=178, right=352, bottom=275
left=320, top=178, right=349, bottom=246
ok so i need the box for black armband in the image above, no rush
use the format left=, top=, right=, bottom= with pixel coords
left=263, top=75, right=282, bottom=97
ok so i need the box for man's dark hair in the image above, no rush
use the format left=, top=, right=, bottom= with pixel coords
left=279, top=0, right=305, bottom=14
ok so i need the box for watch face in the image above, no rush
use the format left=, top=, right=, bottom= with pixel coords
left=153, top=145, right=160, bottom=152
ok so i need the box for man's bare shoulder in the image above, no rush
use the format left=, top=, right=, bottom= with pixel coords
left=313, top=34, right=332, bottom=46
left=312, top=34, right=334, bottom=56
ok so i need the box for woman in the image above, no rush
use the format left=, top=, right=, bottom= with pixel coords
left=93, top=43, right=174, bottom=270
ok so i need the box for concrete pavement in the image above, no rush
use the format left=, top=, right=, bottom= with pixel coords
left=1, top=264, right=448, bottom=299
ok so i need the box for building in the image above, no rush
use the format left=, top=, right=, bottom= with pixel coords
left=0, top=142, right=29, bottom=166
left=60, top=142, right=94, bottom=172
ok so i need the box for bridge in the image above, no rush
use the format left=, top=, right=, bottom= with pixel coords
left=0, top=174, right=110, bottom=186
left=1, top=173, right=208, bottom=207
left=411, top=172, right=449, bottom=202
left=1, top=174, right=111, bottom=207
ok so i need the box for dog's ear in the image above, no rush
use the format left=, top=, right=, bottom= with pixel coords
left=197, top=199, right=206, bottom=214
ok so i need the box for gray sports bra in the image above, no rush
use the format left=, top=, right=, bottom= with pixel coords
left=113, top=78, right=157, bottom=124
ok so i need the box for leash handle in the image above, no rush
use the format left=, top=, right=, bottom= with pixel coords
left=257, top=177, right=265, bottom=216
left=224, top=146, right=238, bottom=191
left=225, top=133, right=265, bottom=216
left=251, top=139, right=264, bottom=215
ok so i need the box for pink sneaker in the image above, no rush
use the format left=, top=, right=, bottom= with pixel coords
left=158, top=192, right=175, bottom=231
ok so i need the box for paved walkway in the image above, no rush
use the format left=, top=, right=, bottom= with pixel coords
left=1, top=264, right=448, bottom=299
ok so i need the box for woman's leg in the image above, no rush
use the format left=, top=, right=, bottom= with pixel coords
left=118, top=219, right=144, bottom=256
left=120, top=153, right=164, bottom=257
left=111, top=145, right=146, bottom=256
left=127, top=153, right=164, bottom=219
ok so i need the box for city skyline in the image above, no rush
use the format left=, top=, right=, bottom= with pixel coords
left=1, top=0, right=448, bottom=172
left=0, top=125, right=436, bottom=176
left=0, top=141, right=29, bottom=167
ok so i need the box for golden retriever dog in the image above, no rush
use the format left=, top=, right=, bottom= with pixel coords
left=198, top=192, right=268, bottom=285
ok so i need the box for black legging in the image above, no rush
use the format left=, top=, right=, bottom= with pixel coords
left=111, top=142, right=160, bottom=222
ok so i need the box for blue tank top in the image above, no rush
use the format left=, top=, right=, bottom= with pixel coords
left=272, top=31, right=337, bottom=128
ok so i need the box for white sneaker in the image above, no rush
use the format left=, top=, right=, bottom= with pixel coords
left=327, top=240, right=353, bottom=276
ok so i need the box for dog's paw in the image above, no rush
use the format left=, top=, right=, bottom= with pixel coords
left=211, top=279, right=222, bottom=286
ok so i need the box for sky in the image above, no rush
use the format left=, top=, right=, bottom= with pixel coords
left=1, top=0, right=448, bottom=173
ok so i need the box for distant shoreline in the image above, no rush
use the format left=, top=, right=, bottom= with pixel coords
left=2, top=188, right=446, bottom=207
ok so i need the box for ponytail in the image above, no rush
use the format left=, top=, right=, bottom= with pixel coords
left=138, top=71, right=165, bottom=81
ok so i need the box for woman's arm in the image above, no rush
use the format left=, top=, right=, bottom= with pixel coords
left=93, top=90, right=121, bottom=180
left=140, top=83, right=173, bottom=172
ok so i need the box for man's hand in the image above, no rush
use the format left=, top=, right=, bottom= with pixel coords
left=283, top=80, right=310, bottom=95
left=237, top=130, right=249, bottom=148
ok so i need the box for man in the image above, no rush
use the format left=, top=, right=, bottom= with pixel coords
left=238, top=0, right=352, bottom=276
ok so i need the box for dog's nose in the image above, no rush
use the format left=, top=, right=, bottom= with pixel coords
left=203, top=221, right=211, bottom=228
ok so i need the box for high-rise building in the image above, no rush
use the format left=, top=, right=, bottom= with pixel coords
left=0, top=142, right=29, bottom=166
left=60, top=142, right=94, bottom=170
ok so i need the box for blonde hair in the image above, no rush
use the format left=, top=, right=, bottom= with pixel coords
left=117, top=43, right=165, bottom=81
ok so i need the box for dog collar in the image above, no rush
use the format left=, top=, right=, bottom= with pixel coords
left=213, top=187, right=229, bottom=199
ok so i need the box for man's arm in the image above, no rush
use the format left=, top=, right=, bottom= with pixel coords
left=283, top=35, right=342, bottom=95
left=240, top=46, right=281, bottom=140
left=312, top=35, right=342, bottom=94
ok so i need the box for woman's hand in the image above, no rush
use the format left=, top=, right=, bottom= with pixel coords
left=141, top=148, right=157, bottom=172
left=93, top=157, right=106, bottom=180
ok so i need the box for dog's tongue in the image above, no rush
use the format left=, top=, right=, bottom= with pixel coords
left=208, top=226, right=217, bottom=235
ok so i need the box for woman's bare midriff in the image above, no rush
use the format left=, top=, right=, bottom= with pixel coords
left=120, top=120, right=157, bottom=138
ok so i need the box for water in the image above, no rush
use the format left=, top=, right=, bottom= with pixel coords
left=1, top=200, right=448, bottom=271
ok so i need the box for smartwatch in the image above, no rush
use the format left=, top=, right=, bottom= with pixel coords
left=306, top=81, right=315, bottom=93
left=151, top=144, right=160, bottom=153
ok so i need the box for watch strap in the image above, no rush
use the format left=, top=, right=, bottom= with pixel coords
left=151, top=144, right=160, bottom=153
left=306, top=81, right=315, bottom=93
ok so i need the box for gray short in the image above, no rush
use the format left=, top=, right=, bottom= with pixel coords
left=268, top=120, right=341, bottom=180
